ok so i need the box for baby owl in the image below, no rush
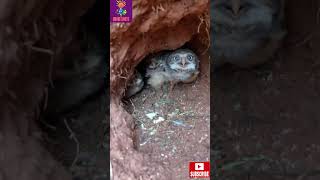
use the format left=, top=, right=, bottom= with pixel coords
left=211, top=0, right=286, bottom=68
left=146, top=49, right=200, bottom=91
left=124, top=70, right=144, bottom=98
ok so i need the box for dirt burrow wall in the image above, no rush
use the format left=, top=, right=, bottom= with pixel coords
left=110, top=0, right=209, bottom=179
left=0, top=0, right=95, bottom=179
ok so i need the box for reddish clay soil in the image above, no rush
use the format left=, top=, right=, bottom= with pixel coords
left=123, top=54, right=210, bottom=179
left=213, top=33, right=320, bottom=179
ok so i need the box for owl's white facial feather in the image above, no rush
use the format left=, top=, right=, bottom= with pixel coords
left=168, top=52, right=198, bottom=71
left=169, top=63, right=196, bottom=71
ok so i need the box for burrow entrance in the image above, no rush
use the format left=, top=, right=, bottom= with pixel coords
left=122, top=40, right=210, bottom=179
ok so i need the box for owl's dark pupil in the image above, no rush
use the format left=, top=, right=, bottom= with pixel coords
left=175, top=56, right=180, bottom=61
left=187, top=55, right=193, bottom=60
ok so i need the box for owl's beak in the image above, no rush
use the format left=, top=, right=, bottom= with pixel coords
left=181, top=58, right=186, bottom=67
left=231, top=0, right=240, bottom=16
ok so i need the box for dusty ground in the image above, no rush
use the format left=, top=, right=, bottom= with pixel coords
left=43, top=92, right=108, bottom=180
left=213, top=32, right=320, bottom=179
left=123, top=54, right=210, bottom=179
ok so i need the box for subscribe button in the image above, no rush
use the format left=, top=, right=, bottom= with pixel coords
left=189, top=162, right=210, bottom=178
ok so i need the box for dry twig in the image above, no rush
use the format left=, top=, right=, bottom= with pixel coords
left=63, top=118, right=80, bottom=169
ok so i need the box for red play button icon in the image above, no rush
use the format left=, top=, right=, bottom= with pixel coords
left=195, top=163, right=204, bottom=170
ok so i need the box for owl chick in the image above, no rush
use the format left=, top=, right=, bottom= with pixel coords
left=211, top=0, right=286, bottom=68
left=124, top=70, right=144, bottom=98
left=146, top=49, right=199, bottom=92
